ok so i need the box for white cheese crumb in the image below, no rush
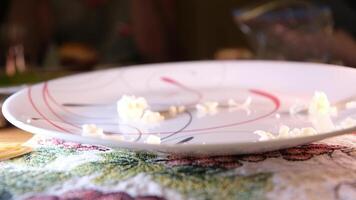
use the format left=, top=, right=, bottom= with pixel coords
left=168, top=106, right=178, bottom=117
left=243, top=96, right=252, bottom=107
left=116, top=95, right=164, bottom=124
left=338, top=117, right=356, bottom=129
left=227, top=97, right=252, bottom=115
left=82, top=124, right=124, bottom=141
left=308, top=91, right=336, bottom=132
left=205, top=101, right=219, bottom=112
left=196, top=104, right=207, bottom=113
left=278, top=125, right=291, bottom=138
left=299, top=127, right=318, bottom=136
left=177, top=105, right=186, bottom=113
left=167, top=105, right=186, bottom=117
left=227, top=98, right=238, bottom=107
left=117, top=95, right=148, bottom=122
left=82, top=124, right=104, bottom=137
left=345, top=101, right=356, bottom=109
left=308, top=91, right=337, bottom=116
left=196, top=101, right=219, bottom=117
left=254, top=125, right=317, bottom=141
left=254, top=130, right=276, bottom=141
left=145, top=135, right=161, bottom=144
left=141, top=110, right=165, bottom=123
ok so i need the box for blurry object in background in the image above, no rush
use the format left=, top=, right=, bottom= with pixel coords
left=13, top=45, right=26, bottom=72
left=1, top=0, right=136, bottom=68
left=42, top=43, right=60, bottom=69
left=58, top=42, right=98, bottom=70
left=214, top=48, right=253, bottom=60
left=234, top=0, right=356, bottom=67
left=234, top=0, right=333, bottom=62
left=324, top=0, right=356, bottom=37
left=327, top=30, right=356, bottom=67
left=1, top=0, right=356, bottom=67
left=173, top=1, right=248, bottom=61
left=0, top=70, right=72, bottom=87
left=51, top=0, right=145, bottom=66
left=5, top=46, right=16, bottom=76
left=5, top=0, right=53, bottom=66
left=0, top=142, right=32, bottom=161
left=6, top=45, right=26, bottom=76
left=51, top=0, right=136, bottom=65
left=131, top=0, right=178, bottom=62
left=1, top=23, right=29, bottom=76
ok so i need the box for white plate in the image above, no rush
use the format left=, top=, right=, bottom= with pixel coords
left=3, top=61, right=356, bottom=155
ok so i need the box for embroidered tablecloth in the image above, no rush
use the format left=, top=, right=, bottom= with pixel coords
left=0, top=134, right=355, bottom=200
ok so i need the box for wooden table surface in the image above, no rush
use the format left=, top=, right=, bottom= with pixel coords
left=0, top=128, right=33, bottom=143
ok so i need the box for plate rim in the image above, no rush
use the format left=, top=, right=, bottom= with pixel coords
left=3, top=60, right=356, bottom=154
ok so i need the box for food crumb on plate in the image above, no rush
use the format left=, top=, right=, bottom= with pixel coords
left=345, top=101, right=356, bottom=109
left=195, top=101, right=219, bottom=117
left=227, top=96, right=252, bottom=115
left=308, top=91, right=337, bottom=132
left=116, top=95, right=164, bottom=124
left=337, top=117, right=356, bottom=129
left=141, top=110, right=165, bottom=123
left=82, top=124, right=103, bottom=137
left=254, top=125, right=317, bottom=141
left=145, top=135, right=161, bottom=144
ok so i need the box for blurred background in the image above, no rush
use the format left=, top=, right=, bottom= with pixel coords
left=0, top=0, right=356, bottom=86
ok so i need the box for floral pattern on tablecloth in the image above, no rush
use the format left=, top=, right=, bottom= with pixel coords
left=0, top=135, right=355, bottom=200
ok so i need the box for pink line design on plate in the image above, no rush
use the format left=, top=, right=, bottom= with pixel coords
left=27, top=86, right=72, bottom=133
left=33, top=77, right=280, bottom=141
left=41, top=76, right=196, bottom=140
left=151, top=88, right=281, bottom=135
left=160, top=76, right=203, bottom=106
left=43, top=82, right=81, bottom=129
left=43, top=82, right=144, bottom=141
left=45, top=82, right=112, bottom=120
left=249, top=89, right=280, bottom=110
left=155, top=76, right=281, bottom=134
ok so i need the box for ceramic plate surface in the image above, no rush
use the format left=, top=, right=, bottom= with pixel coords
left=3, top=61, right=356, bottom=155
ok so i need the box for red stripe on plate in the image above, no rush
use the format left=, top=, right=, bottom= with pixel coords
left=28, top=86, right=72, bottom=133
